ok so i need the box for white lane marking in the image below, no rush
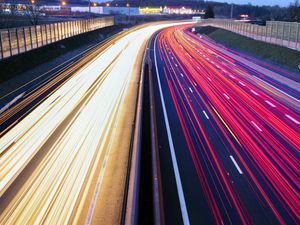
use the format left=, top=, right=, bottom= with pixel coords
left=254, top=76, right=300, bottom=103
left=175, top=64, right=178, bottom=67
left=0, top=92, right=25, bottom=115
left=285, top=114, right=300, bottom=125
left=251, top=121, right=262, bottom=132
left=181, top=73, right=184, bottom=77
left=250, top=89, right=259, bottom=96
left=230, top=156, right=243, bottom=174
left=154, top=35, right=190, bottom=225
left=265, top=100, right=276, bottom=108
left=197, top=66, right=200, bottom=69
left=223, top=93, right=230, bottom=100
left=207, top=77, right=212, bottom=82
left=230, top=75, right=235, bottom=79
left=189, top=87, right=193, bottom=93
left=239, top=81, right=246, bottom=87
left=203, top=110, right=209, bottom=119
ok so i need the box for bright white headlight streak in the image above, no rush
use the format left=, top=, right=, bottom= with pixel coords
left=0, top=21, right=195, bottom=225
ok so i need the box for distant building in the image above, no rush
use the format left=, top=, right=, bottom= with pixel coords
left=71, top=6, right=103, bottom=14
left=39, top=5, right=139, bottom=16
left=103, top=7, right=139, bottom=15
left=39, top=5, right=72, bottom=15
left=39, top=5, right=62, bottom=12
left=0, top=3, right=33, bottom=15
left=163, top=6, right=193, bottom=14
left=139, top=7, right=162, bottom=14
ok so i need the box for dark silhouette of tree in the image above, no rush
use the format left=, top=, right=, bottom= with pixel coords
left=289, top=0, right=300, bottom=22
left=204, top=5, right=214, bottom=19
left=25, top=5, right=40, bottom=25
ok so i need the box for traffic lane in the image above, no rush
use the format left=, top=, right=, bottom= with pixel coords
left=0, top=50, right=91, bottom=135
left=173, top=28, right=300, bottom=147
left=0, top=29, right=137, bottom=224
left=0, top=22, right=195, bottom=224
left=185, top=30, right=300, bottom=103
left=155, top=37, right=281, bottom=225
left=173, top=29, right=300, bottom=112
left=161, top=49, right=293, bottom=225
left=155, top=26, right=300, bottom=225
left=0, top=40, right=124, bottom=197
left=179, top=25, right=298, bottom=220
left=149, top=32, right=186, bottom=225
left=165, top=28, right=299, bottom=223
left=0, top=36, right=118, bottom=137
left=0, top=71, right=72, bottom=137
left=153, top=32, right=231, bottom=225
left=193, top=31, right=300, bottom=83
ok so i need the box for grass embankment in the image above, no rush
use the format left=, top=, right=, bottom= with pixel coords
left=195, top=26, right=300, bottom=73
left=0, top=25, right=124, bottom=84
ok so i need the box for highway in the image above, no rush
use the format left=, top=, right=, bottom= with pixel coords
left=0, top=22, right=190, bottom=225
left=150, top=25, right=299, bottom=225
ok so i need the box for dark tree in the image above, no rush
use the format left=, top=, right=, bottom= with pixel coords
left=289, top=0, right=300, bottom=22
left=25, top=5, right=40, bottom=25
left=204, top=5, right=215, bottom=19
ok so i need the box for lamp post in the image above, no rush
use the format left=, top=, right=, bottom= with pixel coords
left=30, top=0, right=35, bottom=12
left=88, top=0, right=91, bottom=18
left=126, top=2, right=130, bottom=25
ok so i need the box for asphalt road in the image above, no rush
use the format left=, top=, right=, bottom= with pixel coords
left=150, top=25, right=299, bottom=225
left=0, top=22, right=190, bottom=225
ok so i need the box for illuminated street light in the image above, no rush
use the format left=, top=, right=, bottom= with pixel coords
left=126, top=2, right=130, bottom=25
left=92, top=2, right=97, bottom=7
left=61, top=1, right=67, bottom=6
left=106, top=3, right=110, bottom=7
left=30, top=0, right=35, bottom=4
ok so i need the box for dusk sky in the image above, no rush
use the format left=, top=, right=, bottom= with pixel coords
left=210, top=0, right=293, bottom=7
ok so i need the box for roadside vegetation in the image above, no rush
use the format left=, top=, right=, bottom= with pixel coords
left=195, top=26, right=300, bottom=73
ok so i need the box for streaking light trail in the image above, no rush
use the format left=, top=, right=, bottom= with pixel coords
left=0, top=21, right=192, bottom=225
left=153, top=25, right=299, bottom=225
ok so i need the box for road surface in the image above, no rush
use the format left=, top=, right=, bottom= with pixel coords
left=150, top=25, right=299, bottom=225
left=0, top=21, right=190, bottom=225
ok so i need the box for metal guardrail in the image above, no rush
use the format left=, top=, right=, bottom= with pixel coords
left=200, top=19, right=300, bottom=51
left=122, top=37, right=146, bottom=225
left=123, top=36, right=165, bottom=225
left=0, top=16, right=114, bottom=60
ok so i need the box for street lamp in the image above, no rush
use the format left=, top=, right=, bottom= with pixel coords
left=106, top=3, right=110, bottom=7
left=61, top=1, right=67, bottom=6
left=30, top=0, right=35, bottom=5
left=126, top=3, right=130, bottom=25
